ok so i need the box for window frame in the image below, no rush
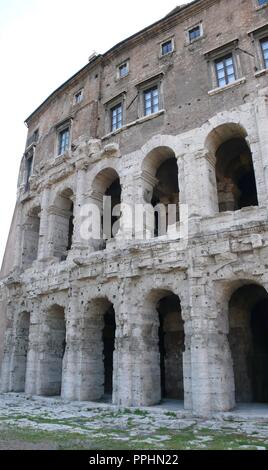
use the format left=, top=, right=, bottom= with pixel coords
left=104, top=93, right=126, bottom=135
left=143, top=85, right=159, bottom=117
left=24, top=146, right=35, bottom=191
left=260, top=37, right=268, bottom=69
left=117, top=60, right=129, bottom=79
left=110, top=102, right=123, bottom=132
left=204, top=39, right=243, bottom=91
left=256, top=0, right=268, bottom=9
left=186, top=22, right=203, bottom=45
left=249, top=26, right=268, bottom=73
left=136, top=75, right=164, bottom=119
left=215, top=54, right=236, bottom=87
left=160, top=38, right=174, bottom=57
left=73, top=88, right=84, bottom=105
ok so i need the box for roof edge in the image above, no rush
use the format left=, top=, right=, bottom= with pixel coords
left=25, top=0, right=209, bottom=126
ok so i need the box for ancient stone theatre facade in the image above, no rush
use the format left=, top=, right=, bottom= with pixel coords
left=1, top=0, right=268, bottom=417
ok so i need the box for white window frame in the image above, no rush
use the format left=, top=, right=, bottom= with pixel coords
left=117, top=60, right=129, bottom=79
left=73, top=88, right=84, bottom=105
left=136, top=74, right=164, bottom=119
left=186, top=22, right=203, bottom=45
left=104, top=93, right=126, bottom=134
left=205, top=40, right=243, bottom=91
left=160, top=37, right=175, bottom=57
left=55, top=119, right=72, bottom=157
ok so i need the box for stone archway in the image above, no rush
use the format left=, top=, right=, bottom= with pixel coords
left=52, top=189, right=74, bottom=261
left=90, top=168, right=122, bottom=250
left=140, top=289, right=185, bottom=406
left=228, top=284, right=268, bottom=403
left=38, top=304, right=66, bottom=396
left=205, top=123, right=258, bottom=213
left=141, top=147, right=179, bottom=237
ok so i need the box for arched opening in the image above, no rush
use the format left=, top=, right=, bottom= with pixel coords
left=157, top=293, right=184, bottom=400
left=142, top=147, right=179, bottom=237
left=205, top=124, right=258, bottom=213
left=42, top=305, right=66, bottom=396
left=103, top=304, right=116, bottom=395
left=142, top=289, right=184, bottom=406
left=92, top=168, right=121, bottom=250
left=52, top=189, right=74, bottom=260
left=12, top=312, right=30, bottom=392
left=21, top=206, right=41, bottom=269
left=84, top=298, right=116, bottom=401
left=228, top=284, right=268, bottom=403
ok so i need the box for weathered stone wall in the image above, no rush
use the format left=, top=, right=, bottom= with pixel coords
left=1, top=0, right=268, bottom=417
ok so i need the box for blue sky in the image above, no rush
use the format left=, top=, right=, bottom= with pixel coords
left=0, top=0, right=189, bottom=264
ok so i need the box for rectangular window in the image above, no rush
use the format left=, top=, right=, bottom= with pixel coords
left=261, top=38, right=268, bottom=69
left=74, top=90, right=83, bottom=104
left=161, top=40, right=173, bottom=56
left=215, top=55, right=236, bottom=87
left=25, top=151, right=33, bottom=191
left=258, top=0, right=268, bottom=6
left=58, top=128, right=70, bottom=155
left=189, top=25, right=201, bottom=43
left=144, top=86, right=159, bottom=116
left=118, top=62, right=129, bottom=78
left=111, top=103, right=123, bottom=131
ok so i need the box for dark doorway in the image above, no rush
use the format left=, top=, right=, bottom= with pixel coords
left=229, top=284, right=268, bottom=403
left=216, top=138, right=258, bottom=212
left=103, top=305, right=116, bottom=395
left=157, top=294, right=184, bottom=400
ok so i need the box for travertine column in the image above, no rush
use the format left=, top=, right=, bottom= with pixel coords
left=254, top=93, right=268, bottom=206
left=25, top=299, right=42, bottom=395
left=113, top=287, right=143, bottom=406
left=37, top=187, right=53, bottom=260
left=189, top=283, right=235, bottom=416
left=69, top=163, right=96, bottom=258
left=1, top=301, right=17, bottom=392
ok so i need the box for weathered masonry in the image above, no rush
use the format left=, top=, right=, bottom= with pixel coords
left=1, top=0, right=268, bottom=417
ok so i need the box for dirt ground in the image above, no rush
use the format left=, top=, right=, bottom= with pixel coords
left=0, top=393, right=268, bottom=450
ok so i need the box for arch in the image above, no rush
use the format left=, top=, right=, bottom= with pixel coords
left=141, top=147, right=180, bottom=237
left=52, top=188, right=74, bottom=260
left=40, top=304, right=66, bottom=396
left=91, top=168, right=122, bottom=250
left=205, top=123, right=248, bottom=155
left=21, top=205, right=41, bottom=268
left=141, top=288, right=185, bottom=405
left=205, top=123, right=258, bottom=213
left=228, top=284, right=268, bottom=404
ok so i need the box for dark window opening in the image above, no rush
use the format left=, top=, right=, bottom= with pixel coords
left=25, top=155, right=33, bottom=191
left=103, top=305, right=116, bottom=395
left=67, top=202, right=74, bottom=252
left=229, top=285, right=268, bottom=404
left=157, top=294, right=184, bottom=400
left=151, top=157, right=179, bottom=237
left=216, top=137, right=258, bottom=212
